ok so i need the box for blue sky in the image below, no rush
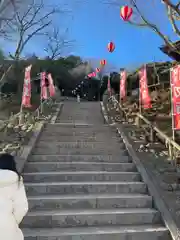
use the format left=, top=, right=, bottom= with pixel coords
left=67, top=0, right=174, bottom=70
left=2, top=0, right=178, bottom=71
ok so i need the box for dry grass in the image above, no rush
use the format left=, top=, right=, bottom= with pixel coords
left=120, top=88, right=173, bottom=136
left=0, top=93, right=55, bottom=155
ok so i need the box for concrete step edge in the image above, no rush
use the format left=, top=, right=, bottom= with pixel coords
left=30, top=154, right=128, bottom=157
left=27, top=193, right=151, bottom=200
left=26, top=208, right=159, bottom=216
left=25, top=162, right=134, bottom=165
left=23, top=225, right=168, bottom=237
left=22, top=225, right=168, bottom=236
left=23, top=171, right=139, bottom=176
left=25, top=181, right=145, bottom=186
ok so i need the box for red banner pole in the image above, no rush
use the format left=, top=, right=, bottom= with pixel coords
left=170, top=67, right=175, bottom=142
left=170, top=66, right=175, bottom=162
left=139, top=67, right=142, bottom=117
left=119, top=72, right=121, bottom=106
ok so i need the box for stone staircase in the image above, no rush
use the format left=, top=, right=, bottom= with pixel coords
left=22, top=102, right=171, bottom=240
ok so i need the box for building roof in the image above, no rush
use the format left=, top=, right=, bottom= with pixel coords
left=159, top=40, right=180, bottom=61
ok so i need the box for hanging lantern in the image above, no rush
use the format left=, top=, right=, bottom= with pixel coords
left=88, top=73, right=92, bottom=77
left=107, top=42, right=115, bottom=53
left=92, top=72, right=96, bottom=77
left=96, top=67, right=100, bottom=72
left=100, top=59, right=106, bottom=66
left=120, top=6, right=133, bottom=21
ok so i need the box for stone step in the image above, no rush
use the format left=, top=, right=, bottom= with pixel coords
left=32, top=146, right=128, bottom=155
left=23, top=225, right=171, bottom=240
left=35, top=141, right=125, bottom=150
left=28, top=194, right=152, bottom=211
left=55, top=119, right=104, bottom=123
left=37, top=135, right=120, bottom=141
left=21, top=208, right=161, bottom=228
left=42, top=127, right=116, bottom=134
left=23, top=162, right=136, bottom=172
left=44, top=127, right=115, bottom=133
left=29, top=154, right=131, bottom=163
left=39, top=131, right=116, bottom=137
left=37, top=136, right=120, bottom=142
left=23, top=171, right=141, bottom=182
left=25, top=181, right=147, bottom=196
left=45, top=123, right=110, bottom=128
left=43, top=128, right=115, bottom=133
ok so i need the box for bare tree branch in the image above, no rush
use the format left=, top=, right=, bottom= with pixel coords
left=0, top=0, right=60, bottom=88
left=0, top=0, right=17, bottom=37
left=104, top=0, right=180, bottom=54
left=4, top=0, right=59, bottom=60
left=166, top=3, right=180, bottom=37
left=44, top=27, right=75, bottom=60
left=126, top=0, right=177, bottom=52
left=161, top=0, right=180, bottom=16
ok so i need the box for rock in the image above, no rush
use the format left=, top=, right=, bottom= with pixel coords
left=159, top=167, right=176, bottom=173
left=160, top=182, right=173, bottom=191
left=11, top=150, right=17, bottom=156
left=7, top=123, right=13, bottom=128
left=139, top=144, right=145, bottom=149
left=5, top=143, right=13, bottom=149
left=150, top=149, right=155, bottom=154
left=21, top=125, right=27, bottom=131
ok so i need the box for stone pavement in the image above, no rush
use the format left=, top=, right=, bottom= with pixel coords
left=21, top=101, right=171, bottom=239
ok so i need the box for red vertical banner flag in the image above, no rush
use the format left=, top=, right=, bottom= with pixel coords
left=120, top=70, right=127, bottom=101
left=139, top=65, right=152, bottom=109
left=48, top=73, right=55, bottom=97
left=107, top=77, right=111, bottom=96
left=22, top=65, right=32, bottom=107
left=41, top=72, right=48, bottom=100
left=170, top=65, right=180, bottom=129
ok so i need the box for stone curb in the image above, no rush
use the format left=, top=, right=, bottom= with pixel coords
left=100, top=101, right=179, bottom=240
left=15, top=121, right=45, bottom=173
left=16, top=103, right=62, bottom=173
left=100, top=102, right=109, bottom=124
left=50, top=102, right=63, bottom=124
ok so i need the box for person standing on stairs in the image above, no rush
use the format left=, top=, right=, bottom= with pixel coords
left=0, top=153, right=28, bottom=240
left=77, top=94, right=80, bottom=103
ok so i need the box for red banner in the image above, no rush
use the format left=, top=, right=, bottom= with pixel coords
left=171, top=65, right=180, bottom=129
left=139, top=65, right=152, bottom=109
left=107, top=77, right=111, bottom=96
left=120, top=70, right=127, bottom=101
left=48, top=73, right=55, bottom=97
left=41, top=72, right=48, bottom=100
left=22, top=65, right=32, bottom=107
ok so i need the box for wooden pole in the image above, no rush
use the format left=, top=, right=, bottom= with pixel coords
left=170, top=67, right=175, bottom=163
left=40, top=73, right=43, bottom=115
left=19, top=104, right=23, bottom=125
left=138, top=69, right=142, bottom=127
left=119, top=71, right=121, bottom=105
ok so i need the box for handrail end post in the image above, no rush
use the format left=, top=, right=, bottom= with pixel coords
left=150, top=127, right=156, bottom=142
left=135, top=115, right=140, bottom=127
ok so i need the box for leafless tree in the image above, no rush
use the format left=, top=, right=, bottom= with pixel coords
left=44, top=27, right=75, bottom=60
left=5, top=0, right=61, bottom=60
left=0, top=0, right=60, bottom=86
left=105, top=0, right=180, bottom=54
left=0, top=0, right=16, bottom=36
left=0, top=0, right=15, bottom=19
